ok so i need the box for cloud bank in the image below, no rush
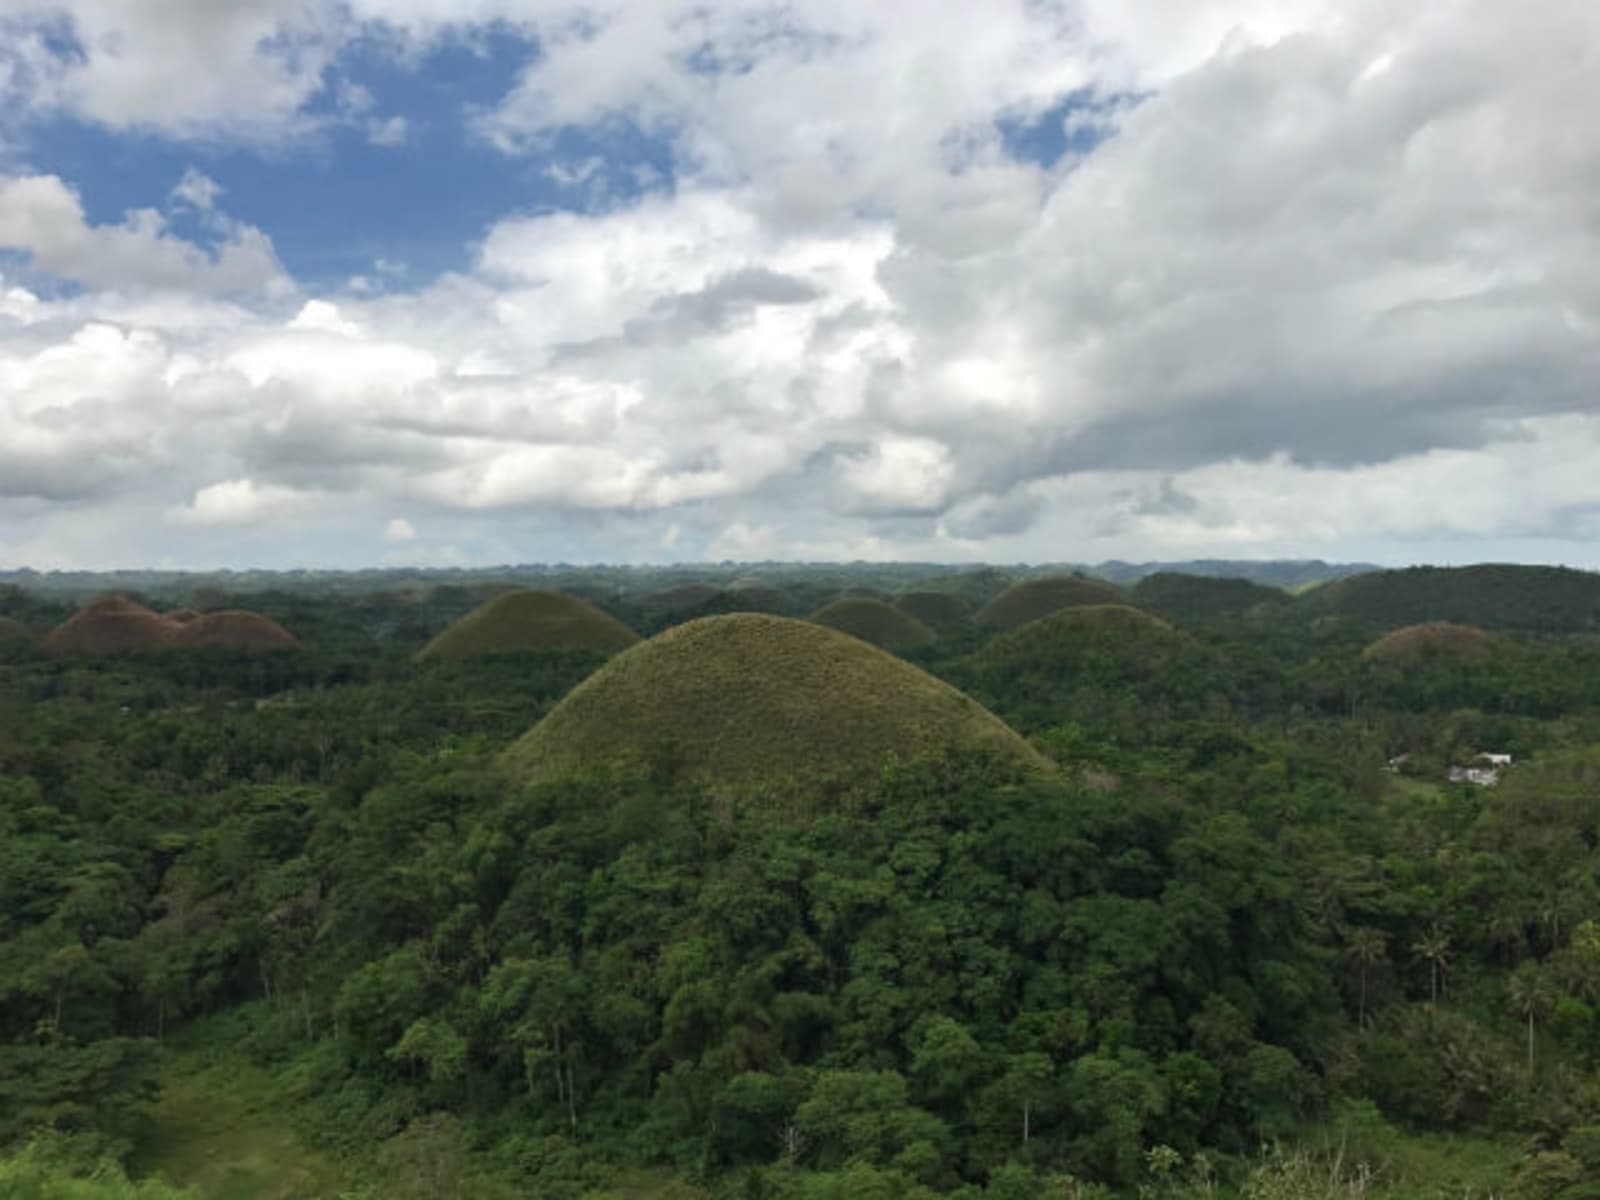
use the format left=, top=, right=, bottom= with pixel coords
left=1, top=0, right=1598, bottom=568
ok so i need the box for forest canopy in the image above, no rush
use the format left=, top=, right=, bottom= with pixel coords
left=7, top=562, right=1600, bottom=1198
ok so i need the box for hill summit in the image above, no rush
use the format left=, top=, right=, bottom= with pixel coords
left=1360, top=622, right=1494, bottom=662
left=416, top=590, right=640, bottom=660
left=504, top=613, right=1049, bottom=799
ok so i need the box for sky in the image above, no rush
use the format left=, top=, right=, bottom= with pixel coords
left=0, top=1, right=1598, bottom=571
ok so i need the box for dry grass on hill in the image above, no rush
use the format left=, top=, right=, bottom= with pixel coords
left=1361, top=622, right=1494, bottom=662
left=45, top=595, right=177, bottom=655
left=172, top=610, right=301, bottom=651
left=46, top=595, right=302, bottom=655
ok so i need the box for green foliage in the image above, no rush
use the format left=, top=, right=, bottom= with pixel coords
left=0, top=1138, right=193, bottom=1198
left=8, top=568, right=1600, bottom=1196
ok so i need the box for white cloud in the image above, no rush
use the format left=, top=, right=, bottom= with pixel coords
left=170, top=167, right=223, bottom=211
left=1, top=1, right=1599, bottom=568
left=4, top=0, right=339, bottom=139
left=171, top=478, right=322, bottom=526
left=383, top=516, right=417, bottom=543
left=0, top=173, right=287, bottom=295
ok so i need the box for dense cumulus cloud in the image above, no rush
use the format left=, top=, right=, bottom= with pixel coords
left=0, top=0, right=1598, bottom=568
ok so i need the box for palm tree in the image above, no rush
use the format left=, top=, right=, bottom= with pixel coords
left=1411, top=924, right=1451, bottom=1005
left=1506, top=963, right=1554, bottom=1073
left=1344, top=927, right=1388, bottom=1027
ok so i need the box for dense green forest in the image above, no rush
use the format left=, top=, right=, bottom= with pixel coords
left=8, top=563, right=1600, bottom=1198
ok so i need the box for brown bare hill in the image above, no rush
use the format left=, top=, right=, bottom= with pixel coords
left=975, top=575, right=1127, bottom=630
left=173, top=610, right=301, bottom=651
left=417, top=589, right=639, bottom=661
left=165, top=608, right=201, bottom=624
left=45, top=595, right=176, bottom=655
left=504, top=614, right=1051, bottom=800
left=1361, top=622, right=1494, bottom=662
left=810, top=597, right=936, bottom=651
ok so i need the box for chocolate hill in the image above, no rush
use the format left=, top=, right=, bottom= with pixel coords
left=504, top=614, right=1050, bottom=800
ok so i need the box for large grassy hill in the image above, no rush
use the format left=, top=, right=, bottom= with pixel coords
left=1131, top=572, right=1289, bottom=623
left=809, top=596, right=936, bottom=650
left=1298, top=564, right=1600, bottom=632
left=975, top=574, right=1127, bottom=630
left=416, top=590, right=639, bottom=661
left=961, top=605, right=1198, bottom=731
left=503, top=613, right=1049, bottom=798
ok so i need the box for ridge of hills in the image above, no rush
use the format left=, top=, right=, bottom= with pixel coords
left=1297, top=563, right=1600, bottom=632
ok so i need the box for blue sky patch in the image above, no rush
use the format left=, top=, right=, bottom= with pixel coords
left=13, top=24, right=678, bottom=289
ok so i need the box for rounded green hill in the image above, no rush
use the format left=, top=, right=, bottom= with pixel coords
left=1361, top=622, right=1494, bottom=662
left=503, top=614, right=1050, bottom=798
left=417, top=590, right=639, bottom=661
left=978, top=604, right=1191, bottom=678
left=975, top=575, right=1126, bottom=630
left=895, top=590, right=973, bottom=629
left=810, top=597, right=936, bottom=650
left=1131, top=572, right=1288, bottom=623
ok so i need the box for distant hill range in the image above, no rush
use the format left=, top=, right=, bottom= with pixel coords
left=1296, top=564, right=1600, bottom=633
left=0, top=558, right=1381, bottom=599
left=1084, top=559, right=1381, bottom=588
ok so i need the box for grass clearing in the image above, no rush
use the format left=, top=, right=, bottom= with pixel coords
left=133, top=1051, right=349, bottom=1200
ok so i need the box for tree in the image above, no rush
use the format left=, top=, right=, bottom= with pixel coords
left=1343, top=927, right=1388, bottom=1028
left=1411, top=924, right=1451, bottom=1005
left=1505, top=963, right=1555, bottom=1074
